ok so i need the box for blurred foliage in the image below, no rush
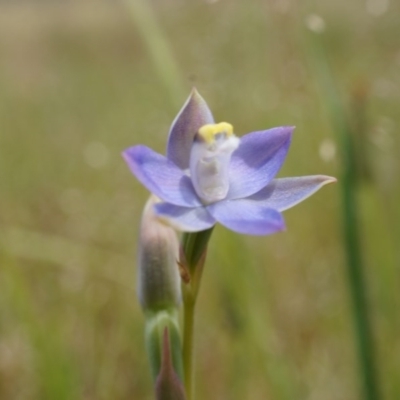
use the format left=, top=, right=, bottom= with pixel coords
left=0, top=0, right=399, bottom=399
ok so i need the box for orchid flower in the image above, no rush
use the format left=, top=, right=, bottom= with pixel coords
left=123, top=89, right=336, bottom=235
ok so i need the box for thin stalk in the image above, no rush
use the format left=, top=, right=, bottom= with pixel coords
left=342, top=139, right=379, bottom=400
left=124, top=0, right=185, bottom=107
left=307, top=32, right=380, bottom=400
left=182, top=290, right=196, bottom=400
left=180, top=228, right=214, bottom=400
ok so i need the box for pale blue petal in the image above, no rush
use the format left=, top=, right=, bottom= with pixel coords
left=248, top=175, right=337, bottom=211
left=167, top=88, right=214, bottom=169
left=207, top=199, right=285, bottom=236
left=227, top=126, right=294, bottom=199
left=154, top=203, right=216, bottom=232
left=123, top=146, right=201, bottom=207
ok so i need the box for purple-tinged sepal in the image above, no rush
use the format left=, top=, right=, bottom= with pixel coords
left=154, top=203, right=216, bottom=233
left=207, top=199, right=286, bottom=236
left=167, top=88, right=214, bottom=170
left=248, top=175, right=337, bottom=211
left=123, top=146, right=201, bottom=207
left=227, top=126, right=294, bottom=199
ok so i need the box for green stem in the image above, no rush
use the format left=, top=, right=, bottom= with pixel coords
left=182, top=228, right=214, bottom=274
left=180, top=228, right=214, bottom=400
left=342, top=149, right=379, bottom=400
left=124, top=0, right=185, bottom=108
left=182, top=291, right=196, bottom=400
left=307, top=32, right=380, bottom=400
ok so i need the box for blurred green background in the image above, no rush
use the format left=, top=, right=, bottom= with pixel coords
left=0, top=0, right=399, bottom=399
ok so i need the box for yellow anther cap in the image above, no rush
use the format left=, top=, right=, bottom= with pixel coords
left=198, top=122, right=234, bottom=143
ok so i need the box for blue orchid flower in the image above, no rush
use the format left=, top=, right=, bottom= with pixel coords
left=123, top=89, right=336, bottom=235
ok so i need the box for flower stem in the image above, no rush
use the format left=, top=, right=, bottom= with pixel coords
left=182, top=290, right=196, bottom=400
left=180, top=228, right=214, bottom=400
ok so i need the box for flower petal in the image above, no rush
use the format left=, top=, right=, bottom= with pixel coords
left=167, top=88, right=214, bottom=169
left=123, top=146, right=201, bottom=207
left=154, top=203, right=216, bottom=232
left=207, top=199, right=285, bottom=236
left=248, top=175, right=337, bottom=211
left=227, top=126, right=294, bottom=199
